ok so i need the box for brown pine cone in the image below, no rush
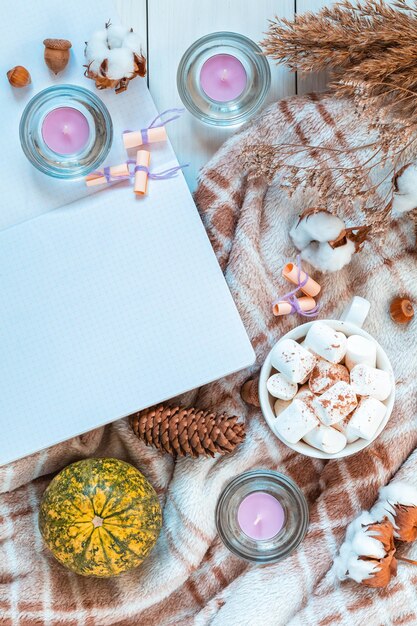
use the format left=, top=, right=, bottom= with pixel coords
left=130, top=405, right=245, bottom=458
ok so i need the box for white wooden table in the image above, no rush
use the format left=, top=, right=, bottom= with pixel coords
left=115, top=0, right=328, bottom=191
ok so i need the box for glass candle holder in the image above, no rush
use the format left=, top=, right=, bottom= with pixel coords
left=20, top=85, right=113, bottom=179
left=177, top=32, right=271, bottom=127
left=216, top=469, right=309, bottom=563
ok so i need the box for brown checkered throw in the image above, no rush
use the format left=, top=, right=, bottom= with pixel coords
left=1, top=93, right=416, bottom=625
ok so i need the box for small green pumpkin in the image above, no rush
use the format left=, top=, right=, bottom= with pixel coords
left=39, top=458, right=162, bottom=577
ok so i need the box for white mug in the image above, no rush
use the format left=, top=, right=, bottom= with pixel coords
left=259, top=297, right=395, bottom=459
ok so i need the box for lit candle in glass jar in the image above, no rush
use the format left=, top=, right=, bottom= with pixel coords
left=216, top=470, right=309, bottom=563
left=200, top=54, right=247, bottom=102
left=20, top=85, right=113, bottom=179
left=42, top=107, right=90, bottom=155
left=237, top=491, right=285, bottom=540
left=177, top=32, right=271, bottom=127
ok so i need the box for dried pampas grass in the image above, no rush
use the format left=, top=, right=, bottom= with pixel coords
left=254, top=0, right=417, bottom=241
left=262, top=0, right=417, bottom=126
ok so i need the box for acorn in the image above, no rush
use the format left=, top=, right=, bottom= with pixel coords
left=43, top=39, right=72, bottom=74
left=390, top=297, right=414, bottom=325
left=7, top=65, right=31, bottom=88
left=240, top=378, right=260, bottom=407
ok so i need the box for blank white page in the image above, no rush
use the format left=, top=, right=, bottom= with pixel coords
left=0, top=0, right=255, bottom=465
left=0, top=172, right=254, bottom=465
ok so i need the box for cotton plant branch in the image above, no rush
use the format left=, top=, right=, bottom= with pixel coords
left=334, top=482, right=417, bottom=588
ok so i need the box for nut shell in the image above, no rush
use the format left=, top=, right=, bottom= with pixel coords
left=43, top=39, right=72, bottom=74
left=240, top=378, right=260, bottom=407
left=390, top=297, right=414, bottom=324
left=7, top=65, right=31, bottom=88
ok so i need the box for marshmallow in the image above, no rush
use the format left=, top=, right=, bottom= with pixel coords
left=333, top=416, right=360, bottom=444
left=295, top=385, right=314, bottom=402
left=347, top=397, right=387, bottom=440
left=267, top=373, right=298, bottom=401
left=304, top=322, right=347, bottom=364
left=309, top=359, right=350, bottom=394
left=274, top=398, right=290, bottom=417
left=345, top=334, right=377, bottom=371
left=303, top=424, right=347, bottom=454
left=313, top=381, right=358, bottom=426
left=274, top=398, right=319, bottom=444
left=350, top=364, right=392, bottom=401
left=270, top=339, right=316, bottom=383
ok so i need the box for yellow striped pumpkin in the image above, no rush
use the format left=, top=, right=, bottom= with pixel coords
left=39, top=458, right=162, bottom=577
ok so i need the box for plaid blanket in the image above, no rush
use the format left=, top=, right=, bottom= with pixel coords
left=1, top=93, right=416, bottom=626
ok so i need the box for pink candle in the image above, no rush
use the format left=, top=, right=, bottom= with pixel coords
left=200, top=54, right=247, bottom=102
left=237, top=492, right=285, bottom=540
left=42, top=107, right=90, bottom=155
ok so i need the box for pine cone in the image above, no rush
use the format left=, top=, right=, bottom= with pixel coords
left=130, top=405, right=245, bottom=458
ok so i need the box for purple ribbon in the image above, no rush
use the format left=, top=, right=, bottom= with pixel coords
left=91, top=160, right=189, bottom=185
left=272, top=255, right=320, bottom=318
left=133, top=163, right=188, bottom=180
left=124, top=108, right=184, bottom=144
left=89, top=166, right=131, bottom=184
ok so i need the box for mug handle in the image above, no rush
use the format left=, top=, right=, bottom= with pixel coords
left=339, top=296, right=370, bottom=329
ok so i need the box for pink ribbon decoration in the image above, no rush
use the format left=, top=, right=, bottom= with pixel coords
left=123, top=108, right=184, bottom=144
left=272, top=255, right=320, bottom=318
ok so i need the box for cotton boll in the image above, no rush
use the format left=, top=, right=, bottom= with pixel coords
left=106, top=48, right=135, bottom=80
left=301, top=240, right=355, bottom=272
left=106, top=24, right=129, bottom=49
left=123, top=30, right=142, bottom=55
left=303, top=212, right=345, bottom=243
left=379, top=481, right=417, bottom=507
left=346, top=511, right=376, bottom=542
left=345, top=555, right=378, bottom=583
left=336, top=541, right=352, bottom=569
left=87, top=58, right=108, bottom=76
left=290, top=220, right=312, bottom=250
left=351, top=530, right=385, bottom=559
left=88, top=29, right=108, bottom=45
left=370, top=500, right=396, bottom=525
left=290, top=212, right=345, bottom=251
left=85, top=32, right=109, bottom=63
left=334, top=553, right=350, bottom=580
left=334, top=541, right=353, bottom=578
left=393, top=163, right=417, bottom=213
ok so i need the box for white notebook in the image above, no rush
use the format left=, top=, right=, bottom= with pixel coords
left=0, top=0, right=254, bottom=465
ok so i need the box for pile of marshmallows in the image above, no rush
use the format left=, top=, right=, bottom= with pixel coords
left=267, top=322, right=392, bottom=455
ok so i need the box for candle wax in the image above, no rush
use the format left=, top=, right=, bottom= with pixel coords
left=42, top=107, right=90, bottom=155
left=237, top=492, right=285, bottom=540
left=200, top=54, right=247, bottom=102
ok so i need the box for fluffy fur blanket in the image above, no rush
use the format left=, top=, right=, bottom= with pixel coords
left=1, top=93, right=416, bottom=626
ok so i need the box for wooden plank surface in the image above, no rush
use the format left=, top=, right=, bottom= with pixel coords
left=295, top=0, right=333, bottom=95
left=116, top=1, right=336, bottom=190
left=146, top=0, right=295, bottom=190
left=114, top=0, right=147, bottom=59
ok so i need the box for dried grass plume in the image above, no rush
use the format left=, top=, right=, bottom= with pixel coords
left=254, top=0, right=417, bottom=240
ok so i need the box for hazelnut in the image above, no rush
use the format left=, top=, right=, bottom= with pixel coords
left=7, top=65, right=31, bottom=88
left=390, top=297, right=414, bottom=325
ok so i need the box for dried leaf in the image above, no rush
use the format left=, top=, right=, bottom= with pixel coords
left=367, top=518, right=396, bottom=553
left=362, top=552, right=398, bottom=588
left=394, top=504, right=417, bottom=542
left=362, top=518, right=397, bottom=588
